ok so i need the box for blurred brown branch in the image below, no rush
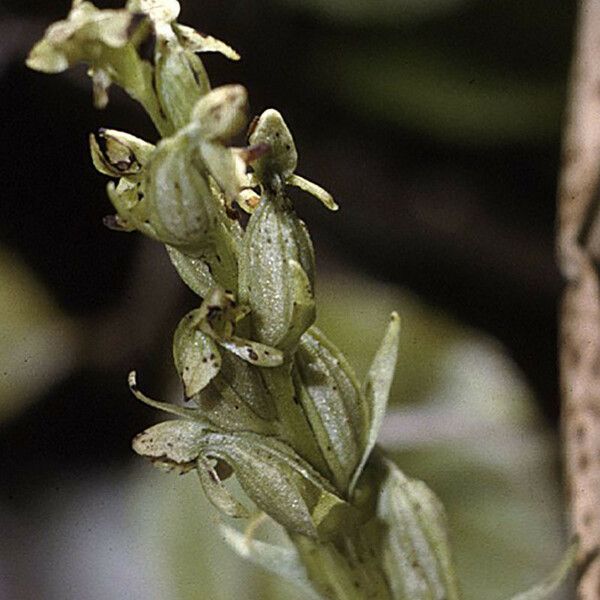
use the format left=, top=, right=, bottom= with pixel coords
left=558, top=2, right=600, bottom=596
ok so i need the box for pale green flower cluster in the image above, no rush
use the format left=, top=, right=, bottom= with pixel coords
left=27, top=3, right=574, bottom=598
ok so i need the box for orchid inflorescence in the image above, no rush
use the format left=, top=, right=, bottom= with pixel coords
left=28, top=2, right=575, bottom=598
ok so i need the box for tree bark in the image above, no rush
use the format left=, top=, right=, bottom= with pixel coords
left=558, top=2, right=600, bottom=598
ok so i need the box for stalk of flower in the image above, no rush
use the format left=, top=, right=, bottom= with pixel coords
left=27, top=2, right=577, bottom=599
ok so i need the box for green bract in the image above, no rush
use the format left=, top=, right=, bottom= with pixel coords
left=28, top=3, right=575, bottom=599
left=293, top=327, right=365, bottom=494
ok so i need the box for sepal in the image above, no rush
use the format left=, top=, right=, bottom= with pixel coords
left=192, top=85, right=248, bottom=142
left=127, top=0, right=180, bottom=23
left=128, top=371, right=199, bottom=419
left=26, top=2, right=134, bottom=75
left=193, top=287, right=284, bottom=368
left=131, top=418, right=206, bottom=473
left=248, top=108, right=298, bottom=185
left=165, top=246, right=216, bottom=298
left=196, top=453, right=250, bottom=518
left=153, top=32, right=209, bottom=130
left=26, top=1, right=167, bottom=130
left=142, top=133, right=218, bottom=252
left=288, top=174, right=339, bottom=211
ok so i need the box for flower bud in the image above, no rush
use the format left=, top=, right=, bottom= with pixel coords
left=192, top=85, right=248, bottom=142
left=248, top=109, right=338, bottom=210
left=142, top=134, right=222, bottom=253
left=239, top=192, right=316, bottom=351
left=154, top=32, right=209, bottom=130
left=248, top=108, right=297, bottom=187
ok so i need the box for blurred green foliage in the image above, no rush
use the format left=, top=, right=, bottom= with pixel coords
left=269, top=0, right=571, bottom=145
left=0, top=245, right=76, bottom=422
left=273, top=0, right=469, bottom=25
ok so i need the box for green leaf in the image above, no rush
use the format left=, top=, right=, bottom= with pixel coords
left=376, top=456, right=460, bottom=600
left=198, top=431, right=350, bottom=538
left=239, top=193, right=316, bottom=351
left=293, top=327, right=365, bottom=493
left=131, top=419, right=206, bottom=473
left=350, top=312, right=400, bottom=494
left=507, top=542, right=577, bottom=600
left=221, top=524, right=322, bottom=599
left=173, top=310, right=222, bottom=398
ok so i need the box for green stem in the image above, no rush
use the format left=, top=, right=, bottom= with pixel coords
left=261, top=365, right=330, bottom=478
left=291, top=525, right=392, bottom=600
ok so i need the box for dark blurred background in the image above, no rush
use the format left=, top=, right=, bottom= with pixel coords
left=0, top=1, right=576, bottom=598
